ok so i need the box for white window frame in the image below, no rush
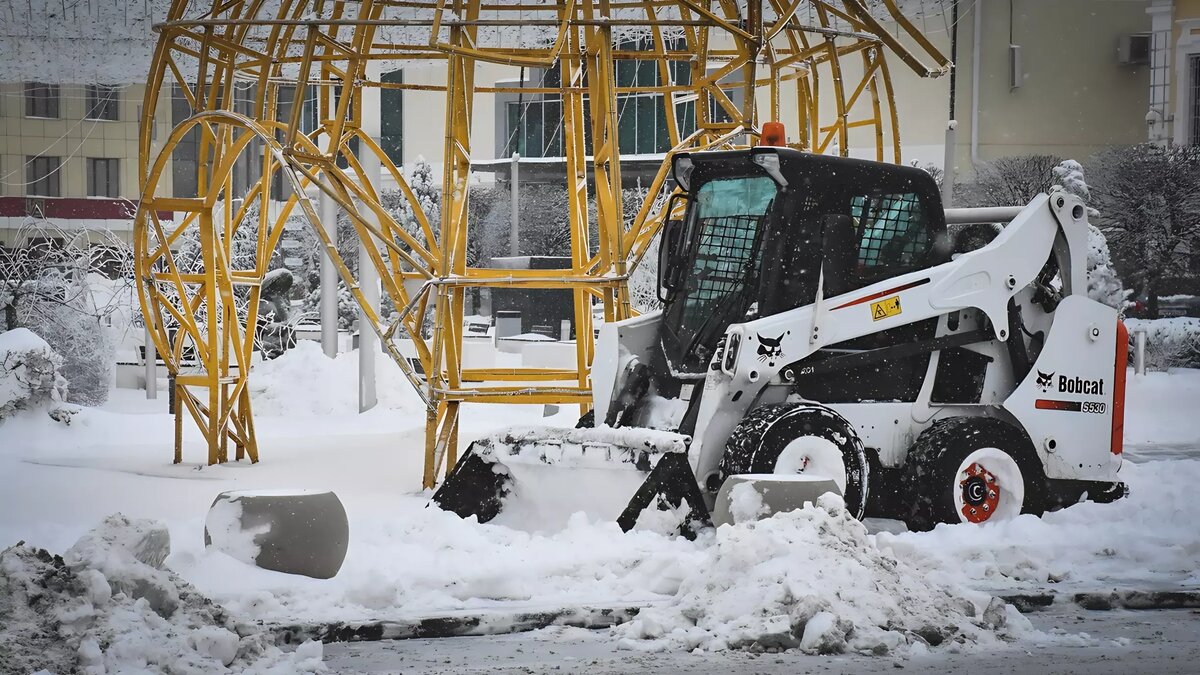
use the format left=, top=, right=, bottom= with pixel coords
left=24, top=82, right=60, bottom=119
left=87, top=157, right=120, bottom=198
left=86, top=85, right=120, bottom=121
left=1172, top=19, right=1200, bottom=145
left=26, top=156, right=62, bottom=197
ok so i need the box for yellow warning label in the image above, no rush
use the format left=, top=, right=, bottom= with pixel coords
left=871, top=296, right=902, bottom=321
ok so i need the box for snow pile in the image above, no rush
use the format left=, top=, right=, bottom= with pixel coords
left=247, top=340, right=422, bottom=416
left=887, top=459, right=1200, bottom=591
left=0, top=328, right=67, bottom=420
left=614, top=494, right=1026, bottom=654
left=0, top=514, right=325, bottom=674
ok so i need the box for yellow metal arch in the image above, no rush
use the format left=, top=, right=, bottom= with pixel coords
left=136, top=0, right=948, bottom=485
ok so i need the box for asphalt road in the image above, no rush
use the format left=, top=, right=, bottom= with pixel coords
left=324, top=606, right=1200, bottom=674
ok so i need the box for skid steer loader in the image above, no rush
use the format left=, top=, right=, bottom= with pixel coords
left=432, top=143, right=1128, bottom=534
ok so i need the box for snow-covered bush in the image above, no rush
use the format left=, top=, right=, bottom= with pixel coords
left=0, top=328, right=67, bottom=420
left=1052, top=159, right=1125, bottom=309
left=1085, top=225, right=1125, bottom=310
left=301, top=279, right=359, bottom=329
left=968, top=154, right=1061, bottom=207
left=1126, top=318, right=1200, bottom=370
left=1, top=222, right=128, bottom=406
left=1090, top=143, right=1200, bottom=317
left=33, top=301, right=114, bottom=406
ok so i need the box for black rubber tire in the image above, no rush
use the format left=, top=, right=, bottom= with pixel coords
left=720, top=403, right=870, bottom=520
left=903, top=416, right=1047, bottom=532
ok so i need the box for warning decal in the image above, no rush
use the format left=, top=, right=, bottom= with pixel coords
left=870, top=295, right=902, bottom=321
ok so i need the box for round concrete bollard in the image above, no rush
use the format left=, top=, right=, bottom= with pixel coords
left=204, top=489, right=348, bottom=579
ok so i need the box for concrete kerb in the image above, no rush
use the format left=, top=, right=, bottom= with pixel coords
left=1002, top=590, right=1200, bottom=612
left=269, top=590, right=1200, bottom=646
left=271, top=606, right=643, bottom=645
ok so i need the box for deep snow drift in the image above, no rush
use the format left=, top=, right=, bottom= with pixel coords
left=1, top=342, right=1198, bottom=662
left=0, top=514, right=324, bottom=674
left=614, top=493, right=1030, bottom=654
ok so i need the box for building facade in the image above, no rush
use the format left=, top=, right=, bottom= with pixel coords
left=0, top=82, right=175, bottom=247
left=1147, top=0, right=1200, bottom=144
left=0, top=0, right=1156, bottom=250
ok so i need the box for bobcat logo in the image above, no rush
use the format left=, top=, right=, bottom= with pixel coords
left=757, top=333, right=784, bottom=366
left=1036, top=370, right=1055, bottom=392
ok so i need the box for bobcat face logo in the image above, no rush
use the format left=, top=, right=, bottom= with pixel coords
left=1036, top=370, right=1055, bottom=392
left=757, top=333, right=784, bottom=366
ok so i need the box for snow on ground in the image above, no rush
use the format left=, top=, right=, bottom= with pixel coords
left=1, top=344, right=1199, bottom=667
left=612, top=494, right=1033, bottom=654
left=0, top=515, right=325, bottom=674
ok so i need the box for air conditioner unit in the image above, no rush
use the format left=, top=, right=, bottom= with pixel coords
left=1009, top=44, right=1022, bottom=90
left=1119, top=33, right=1151, bottom=65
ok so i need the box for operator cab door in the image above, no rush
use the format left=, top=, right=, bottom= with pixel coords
left=782, top=162, right=950, bottom=404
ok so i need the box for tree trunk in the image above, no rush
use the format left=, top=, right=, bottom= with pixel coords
left=4, top=301, right=15, bottom=332
left=1146, top=275, right=1161, bottom=319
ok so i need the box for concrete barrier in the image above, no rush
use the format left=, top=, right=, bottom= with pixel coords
left=205, top=489, right=349, bottom=579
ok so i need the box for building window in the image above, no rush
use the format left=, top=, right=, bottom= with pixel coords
left=381, top=70, right=404, bottom=167
left=25, top=82, right=60, bottom=118
left=172, top=84, right=199, bottom=198
left=27, top=156, right=62, bottom=197
left=504, top=38, right=699, bottom=159
left=88, top=158, right=120, bottom=198
left=1190, top=55, right=1200, bottom=145
left=86, top=85, right=120, bottom=121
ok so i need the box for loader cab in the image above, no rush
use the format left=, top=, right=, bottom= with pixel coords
left=658, top=149, right=948, bottom=375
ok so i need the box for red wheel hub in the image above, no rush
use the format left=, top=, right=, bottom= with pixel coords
left=959, top=462, right=1000, bottom=523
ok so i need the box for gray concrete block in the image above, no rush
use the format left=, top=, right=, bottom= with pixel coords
left=205, top=490, right=348, bottom=579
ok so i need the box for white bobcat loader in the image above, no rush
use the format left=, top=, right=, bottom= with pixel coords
left=432, top=145, right=1128, bottom=534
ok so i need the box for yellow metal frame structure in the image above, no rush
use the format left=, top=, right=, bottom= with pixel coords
left=135, top=0, right=947, bottom=484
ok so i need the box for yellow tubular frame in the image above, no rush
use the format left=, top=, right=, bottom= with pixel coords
left=135, top=0, right=946, bottom=486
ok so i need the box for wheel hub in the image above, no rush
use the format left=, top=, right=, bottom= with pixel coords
left=959, top=462, right=1000, bottom=523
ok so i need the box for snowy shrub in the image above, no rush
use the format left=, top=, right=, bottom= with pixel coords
left=31, top=302, right=115, bottom=406
left=1, top=221, right=131, bottom=406
left=1085, top=225, right=1125, bottom=310
left=968, top=154, right=1062, bottom=207
left=1053, top=159, right=1089, bottom=201
left=301, top=279, right=359, bottom=329
left=0, top=328, right=67, bottom=420
left=1090, top=143, right=1200, bottom=317
left=1126, top=318, right=1200, bottom=370
left=1052, top=160, right=1125, bottom=309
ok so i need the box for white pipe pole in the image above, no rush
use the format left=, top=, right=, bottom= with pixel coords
left=358, top=62, right=382, bottom=412
left=144, top=324, right=157, bottom=399
left=510, top=152, right=520, bottom=256
left=943, top=206, right=1024, bottom=224
left=970, top=0, right=982, bottom=166
left=319, top=189, right=339, bottom=358
left=942, top=121, right=957, bottom=207
left=1134, top=326, right=1147, bottom=375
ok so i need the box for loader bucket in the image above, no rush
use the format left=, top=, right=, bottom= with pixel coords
left=430, top=426, right=711, bottom=535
